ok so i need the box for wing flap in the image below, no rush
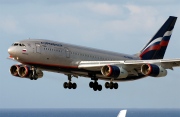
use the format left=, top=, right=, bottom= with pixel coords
left=124, top=59, right=180, bottom=69
left=78, top=61, right=123, bottom=71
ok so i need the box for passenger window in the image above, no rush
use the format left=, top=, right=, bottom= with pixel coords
left=21, top=44, right=26, bottom=47
left=27, top=43, right=31, bottom=47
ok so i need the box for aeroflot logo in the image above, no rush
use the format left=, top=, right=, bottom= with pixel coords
left=22, top=49, right=27, bottom=52
left=41, top=42, right=62, bottom=47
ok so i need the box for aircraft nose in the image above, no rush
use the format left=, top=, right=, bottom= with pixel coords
left=8, top=47, right=16, bottom=56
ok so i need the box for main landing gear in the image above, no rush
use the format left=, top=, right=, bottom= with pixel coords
left=89, top=74, right=102, bottom=91
left=105, top=79, right=118, bottom=89
left=89, top=81, right=102, bottom=91
left=63, top=82, right=77, bottom=89
left=63, top=75, right=77, bottom=89
left=62, top=74, right=118, bottom=91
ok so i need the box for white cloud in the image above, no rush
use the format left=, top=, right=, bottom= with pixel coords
left=26, top=14, right=80, bottom=26
left=86, top=2, right=122, bottom=16
left=103, top=4, right=162, bottom=33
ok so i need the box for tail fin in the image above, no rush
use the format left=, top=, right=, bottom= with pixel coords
left=139, top=16, right=177, bottom=60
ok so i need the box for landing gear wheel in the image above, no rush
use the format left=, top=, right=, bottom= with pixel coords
left=68, top=82, right=72, bottom=89
left=89, top=82, right=93, bottom=88
left=89, top=75, right=102, bottom=91
left=72, top=83, right=77, bottom=89
left=93, top=85, right=98, bottom=91
left=89, top=81, right=102, bottom=91
left=98, top=85, right=102, bottom=91
left=105, top=82, right=109, bottom=88
left=110, top=82, right=114, bottom=89
left=64, top=74, right=77, bottom=90
left=63, top=82, right=68, bottom=89
left=94, top=82, right=98, bottom=87
left=114, top=83, right=118, bottom=89
left=34, top=75, right=38, bottom=80
left=104, top=81, right=119, bottom=90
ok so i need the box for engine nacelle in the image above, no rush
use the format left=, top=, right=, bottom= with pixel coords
left=10, top=65, right=20, bottom=77
left=141, top=64, right=167, bottom=77
left=18, top=66, right=43, bottom=78
left=18, top=66, right=32, bottom=78
left=101, top=65, right=128, bottom=78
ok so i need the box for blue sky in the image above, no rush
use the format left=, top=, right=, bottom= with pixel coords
left=1, top=0, right=180, bottom=108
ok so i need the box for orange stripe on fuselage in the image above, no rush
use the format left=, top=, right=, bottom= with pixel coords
left=21, top=62, right=78, bottom=69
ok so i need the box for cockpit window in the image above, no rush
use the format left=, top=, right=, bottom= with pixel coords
left=12, top=43, right=26, bottom=47
left=13, top=43, right=19, bottom=46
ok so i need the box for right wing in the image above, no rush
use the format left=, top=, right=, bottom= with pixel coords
left=78, top=58, right=180, bottom=78
left=78, top=58, right=180, bottom=70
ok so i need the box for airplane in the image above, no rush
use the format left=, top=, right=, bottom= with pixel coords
left=8, top=16, right=180, bottom=91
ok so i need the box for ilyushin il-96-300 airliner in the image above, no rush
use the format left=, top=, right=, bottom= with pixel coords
left=8, top=16, right=180, bottom=91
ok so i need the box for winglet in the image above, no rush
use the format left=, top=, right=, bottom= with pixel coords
left=117, top=110, right=127, bottom=117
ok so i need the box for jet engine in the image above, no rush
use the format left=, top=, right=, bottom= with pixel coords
left=10, top=65, right=43, bottom=79
left=18, top=66, right=43, bottom=78
left=141, top=64, right=167, bottom=77
left=10, top=65, right=20, bottom=77
left=101, top=65, right=128, bottom=78
left=18, top=66, right=32, bottom=78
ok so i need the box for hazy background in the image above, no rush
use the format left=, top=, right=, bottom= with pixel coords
left=1, top=0, right=180, bottom=108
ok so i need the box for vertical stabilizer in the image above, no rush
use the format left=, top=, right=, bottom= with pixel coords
left=117, top=110, right=127, bottom=117
left=139, top=16, right=177, bottom=60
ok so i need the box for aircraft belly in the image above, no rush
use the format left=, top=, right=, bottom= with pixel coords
left=38, top=64, right=145, bottom=82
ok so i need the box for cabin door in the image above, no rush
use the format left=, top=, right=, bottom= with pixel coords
left=35, top=43, right=41, bottom=53
left=64, top=47, right=70, bottom=58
